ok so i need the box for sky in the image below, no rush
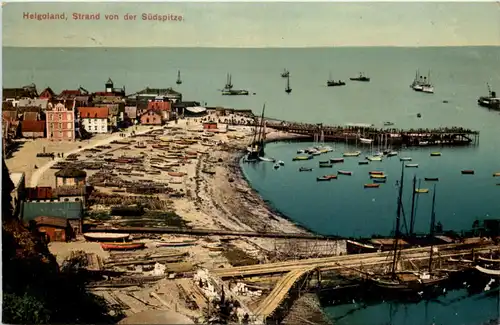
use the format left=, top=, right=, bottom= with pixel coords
left=2, top=2, right=500, bottom=47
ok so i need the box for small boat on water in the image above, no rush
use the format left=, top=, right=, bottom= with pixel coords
left=386, top=151, right=398, bottom=157
left=383, top=122, right=395, bottom=126
left=273, top=163, right=280, bottom=169
left=373, top=178, right=386, bottom=183
left=358, top=161, right=369, bottom=165
left=84, top=232, right=130, bottom=242
left=371, top=174, right=387, bottom=179
left=415, top=188, right=429, bottom=193
left=400, top=157, right=412, bottom=161
left=317, top=176, right=332, bottom=181
left=319, top=160, right=330, bottom=164
left=258, top=156, right=275, bottom=162
left=278, top=160, right=285, bottom=166
left=350, top=72, right=370, bottom=82
left=319, top=164, right=333, bottom=168
left=324, top=174, right=338, bottom=180
left=281, top=68, right=290, bottom=78
left=338, top=170, right=353, bottom=176
left=369, top=171, right=384, bottom=175
left=299, top=167, right=313, bottom=172
left=430, top=152, right=442, bottom=157
left=405, top=164, right=419, bottom=168
left=222, top=89, right=249, bottom=96
left=425, top=177, right=439, bottom=181
left=343, top=151, right=361, bottom=157
left=293, top=155, right=312, bottom=161
left=297, top=149, right=305, bottom=154
left=364, top=183, right=380, bottom=188
left=461, top=170, right=474, bottom=175
left=360, top=137, right=374, bottom=144
left=101, top=242, right=146, bottom=251
left=493, top=172, right=500, bottom=177
left=330, top=158, right=344, bottom=163
left=367, top=156, right=382, bottom=162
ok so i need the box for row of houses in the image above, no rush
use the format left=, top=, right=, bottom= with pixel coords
left=2, top=79, right=202, bottom=146
left=9, top=167, right=90, bottom=243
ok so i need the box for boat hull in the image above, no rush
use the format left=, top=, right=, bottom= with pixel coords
left=84, top=233, right=130, bottom=242
left=101, top=242, right=146, bottom=251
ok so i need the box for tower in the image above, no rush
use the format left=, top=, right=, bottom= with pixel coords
left=105, top=78, right=113, bottom=93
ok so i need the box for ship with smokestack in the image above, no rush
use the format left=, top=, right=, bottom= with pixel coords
left=477, top=83, right=500, bottom=110
left=410, top=69, right=434, bottom=94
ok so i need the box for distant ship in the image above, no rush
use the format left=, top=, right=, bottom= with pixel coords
left=411, top=70, right=434, bottom=94
left=224, top=73, right=233, bottom=90
left=285, top=74, right=292, bottom=94
left=478, top=83, right=500, bottom=110
left=350, top=72, right=370, bottom=82
left=222, top=89, right=249, bottom=96
left=281, top=69, right=290, bottom=78
left=176, top=70, right=182, bottom=85
left=327, top=72, right=346, bottom=87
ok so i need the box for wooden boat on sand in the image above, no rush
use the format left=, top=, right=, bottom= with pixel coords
left=101, top=242, right=146, bottom=251
left=156, top=239, right=198, bottom=247
left=168, top=172, right=187, bottom=177
left=84, top=232, right=130, bottom=242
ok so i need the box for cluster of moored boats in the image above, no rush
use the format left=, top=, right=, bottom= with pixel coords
left=82, top=232, right=199, bottom=251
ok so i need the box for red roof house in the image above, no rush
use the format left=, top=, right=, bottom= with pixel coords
left=77, top=107, right=109, bottom=119
left=21, top=120, right=46, bottom=138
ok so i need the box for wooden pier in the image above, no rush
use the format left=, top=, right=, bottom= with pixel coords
left=265, top=122, right=480, bottom=147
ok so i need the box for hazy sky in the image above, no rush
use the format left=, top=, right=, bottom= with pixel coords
left=3, top=2, right=500, bottom=47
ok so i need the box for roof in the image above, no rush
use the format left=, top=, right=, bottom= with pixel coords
left=33, top=216, right=68, bottom=228
left=26, top=187, right=55, bottom=200
left=55, top=167, right=87, bottom=178
left=131, top=87, right=182, bottom=97
left=18, top=98, right=48, bottom=109
left=22, top=201, right=83, bottom=222
left=9, top=172, right=25, bottom=189
left=21, top=120, right=45, bottom=133
left=106, top=78, right=113, bottom=84
left=78, top=107, right=109, bottom=119
left=370, top=238, right=409, bottom=246
left=23, top=111, right=39, bottom=121
left=39, top=87, right=56, bottom=98
left=3, top=85, right=38, bottom=99
left=148, top=101, right=171, bottom=111
left=186, top=106, right=207, bottom=114
left=53, top=185, right=87, bottom=197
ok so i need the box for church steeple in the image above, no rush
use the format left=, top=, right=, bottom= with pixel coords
left=105, top=78, right=113, bottom=92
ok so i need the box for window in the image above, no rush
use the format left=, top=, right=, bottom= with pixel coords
left=94, top=119, right=98, bottom=123
left=94, top=126, right=97, bottom=131
left=64, top=198, right=69, bottom=202
left=67, top=123, right=72, bottom=129
left=58, top=113, right=62, bottom=120
left=58, top=123, right=62, bottom=129
left=59, top=131, right=63, bottom=138
left=146, top=118, right=150, bottom=123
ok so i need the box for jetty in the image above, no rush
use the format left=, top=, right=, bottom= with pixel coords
left=266, top=122, right=479, bottom=147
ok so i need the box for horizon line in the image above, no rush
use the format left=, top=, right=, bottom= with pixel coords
left=3, top=45, right=500, bottom=49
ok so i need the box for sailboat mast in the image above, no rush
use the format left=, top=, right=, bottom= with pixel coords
left=256, top=104, right=266, bottom=144
left=409, top=175, right=417, bottom=236
left=391, top=162, right=406, bottom=278
left=428, top=184, right=437, bottom=272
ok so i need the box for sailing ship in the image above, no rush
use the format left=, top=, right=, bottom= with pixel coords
left=176, top=70, right=182, bottom=85
left=224, top=73, right=233, bottom=90
left=281, top=69, right=290, bottom=78
left=350, top=72, right=370, bottom=82
left=285, top=75, right=292, bottom=94
left=411, top=70, right=434, bottom=94
left=477, top=83, right=500, bottom=110
left=327, top=72, right=346, bottom=87
left=369, top=168, right=448, bottom=294
left=246, top=104, right=267, bottom=159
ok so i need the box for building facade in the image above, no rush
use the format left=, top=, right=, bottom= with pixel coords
left=46, top=102, right=76, bottom=141
left=78, top=107, right=109, bottom=133
left=140, top=109, right=163, bottom=125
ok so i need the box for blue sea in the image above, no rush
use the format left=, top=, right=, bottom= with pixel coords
left=3, top=46, right=500, bottom=325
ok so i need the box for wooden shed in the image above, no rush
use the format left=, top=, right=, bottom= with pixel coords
left=32, top=216, right=72, bottom=242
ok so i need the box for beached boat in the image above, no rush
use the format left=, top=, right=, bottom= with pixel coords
left=371, top=174, right=387, bottom=179
left=84, top=232, right=130, bottom=242
left=293, top=156, right=313, bottom=161
left=299, top=167, right=313, bottom=172
left=367, top=156, right=382, bottom=161
left=430, top=152, right=442, bottom=157
left=358, top=161, right=369, bottom=165
left=343, top=151, right=361, bottom=157
left=369, top=171, right=385, bottom=175
left=493, top=172, right=500, bottom=177
left=415, top=188, right=429, bottom=193
left=101, top=242, right=146, bottom=251
left=405, top=164, right=419, bottom=168
left=364, top=183, right=380, bottom=188
left=317, top=176, right=332, bottom=181
left=425, top=177, right=439, bottom=181
left=168, top=172, right=187, bottom=177
left=338, top=170, right=353, bottom=176
left=346, top=240, right=378, bottom=254
left=157, top=239, right=197, bottom=248
left=319, top=164, right=333, bottom=168
left=461, top=170, right=474, bottom=175
left=373, top=178, right=387, bottom=183
left=399, top=157, right=412, bottom=161
left=330, top=158, right=345, bottom=163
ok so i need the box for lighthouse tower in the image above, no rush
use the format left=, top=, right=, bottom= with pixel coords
left=105, top=78, right=113, bottom=93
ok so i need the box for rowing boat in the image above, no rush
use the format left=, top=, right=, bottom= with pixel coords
left=425, top=177, right=439, bottom=181
left=364, top=183, right=380, bottom=188
left=415, top=188, right=429, bottom=193
left=371, top=174, right=387, bottom=179
left=338, top=170, right=353, bottom=176
left=101, top=242, right=146, bottom=251
left=369, top=171, right=384, bottom=175
left=84, top=232, right=130, bottom=242
left=405, top=164, right=419, bottom=168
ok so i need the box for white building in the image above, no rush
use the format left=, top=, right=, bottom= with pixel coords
left=78, top=107, right=109, bottom=133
